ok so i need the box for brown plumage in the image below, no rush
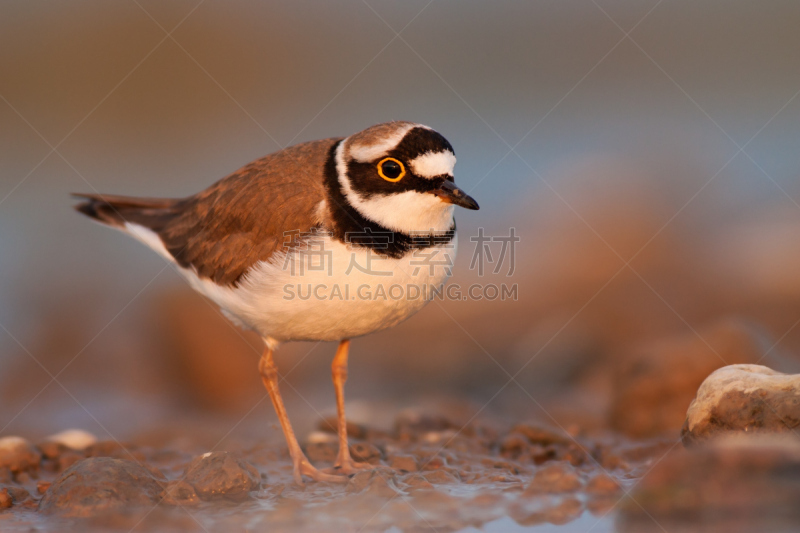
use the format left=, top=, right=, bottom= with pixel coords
left=74, top=137, right=339, bottom=286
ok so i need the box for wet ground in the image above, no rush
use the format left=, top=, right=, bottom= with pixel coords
left=0, top=411, right=677, bottom=533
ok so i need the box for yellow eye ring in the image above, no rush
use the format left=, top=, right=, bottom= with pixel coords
left=377, top=157, right=406, bottom=182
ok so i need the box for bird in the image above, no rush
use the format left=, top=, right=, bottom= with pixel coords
left=73, top=121, right=479, bottom=485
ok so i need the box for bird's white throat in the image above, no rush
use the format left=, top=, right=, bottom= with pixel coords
left=334, top=141, right=455, bottom=235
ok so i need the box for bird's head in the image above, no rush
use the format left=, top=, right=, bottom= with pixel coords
left=335, top=121, right=479, bottom=235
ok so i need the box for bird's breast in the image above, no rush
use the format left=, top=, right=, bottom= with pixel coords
left=206, top=231, right=458, bottom=342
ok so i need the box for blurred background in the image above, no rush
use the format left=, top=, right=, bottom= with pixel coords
left=1, top=0, right=800, bottom=449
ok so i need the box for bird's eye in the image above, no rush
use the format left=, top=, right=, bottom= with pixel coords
left=377, top=158, right=406, bottom=182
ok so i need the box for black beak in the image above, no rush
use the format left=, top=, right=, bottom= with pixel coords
left=431, top=180, right=480, bottom=210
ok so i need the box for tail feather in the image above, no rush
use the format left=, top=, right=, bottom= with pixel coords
left=72, top=193, right=180, bottom=231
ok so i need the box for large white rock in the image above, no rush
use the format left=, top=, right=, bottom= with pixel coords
left=682, top=364, right=800, bottom=445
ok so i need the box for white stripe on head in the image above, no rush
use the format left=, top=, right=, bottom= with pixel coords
left=348, top=190, right=455, bottom=233
left=335, top=141, right=454, bottom=234
left=409, top=150, right=457, bottom=179
left=348, top=123, right=423, bottom=163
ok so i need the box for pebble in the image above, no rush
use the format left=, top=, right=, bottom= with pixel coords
left=395, top=413, right=458, bottom=441
left=585, top=473, right=622, bottom=496
left=183, top=451, right=261, bottom=501
left=36, top=480, right=51, bottom=494
left=388, top=454, right=418, bottom=472
left=43, top=429, right=97, bottom=451
left=0, top=489, right=11, bottom=509
left=511, top=424, right=572, bottom=447
left=422, top=469, right=460, bottom=484
left=5, top=487, right=29, bottom=503
left=499, top=432, right=529, bottom=457
left=417, top=454, right=448, bottom=470
left=402, top=473, right=434, bottom=491
left=525, top=463, right=583, bottom=494
left=682, top=364, right=800, bottom=445
left=346, top=470, right=399, bottom=497
left=38, top=457, right=166, bottom=517
left=13, top=471, right=31, bottom=485
left=0, top=437, right=41, bottom=473
left=162, top=479, right=199, bottom=505
left=349, top=442, right=381, bottom=463
left=38, top=441, right=68, bottom=461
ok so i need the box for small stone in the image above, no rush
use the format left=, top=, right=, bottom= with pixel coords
left=345, top=470, right=373, bottom=493
left=0, top=489, right=11, bottom=509
left=38, top=441, right=68, bottom=461
left=43, top=429, right=97, bottom=451
left=388, top=455, right=418, bottom=472
left=421, top=429, right=457, bottom=444
left=348, top=471, right=399, bottom=498
left=6, top=487, right=29, bottom=502
left=418, top=454, right=447, bottom=470
left=368, top=479, right=400, bottom=498
left=37, top=480, right=52, bottom=494
left=422, top=470, right=460, bottom=484
left=499, top=432, right=529, bottom=458
left=585, top=473, right=622, bottom=496
left=682, top=364, right=800, bottom=445
left=38, top=457, right=166, bottom=517
left=511, top=424, right=571, bottom=447
left=349, top=442, right=381, bottom=463
left=13, top=471, right=32, bottom=485
left=559, top=444, right=588, bottom=467
left=0, top=436, right=41, bottom=473
left=402, top=473, right=434, bottom=491
left=183, top=451, right=261, bottom=501
left=529, top=444, right=558, bottom=464
left=525, top=463, right=583, bottom=494
left=305, top=431, right=337, bottom=444
left=0, top=468, right=11, bottom=484
left=394, top=412, right=457, bottom=440
left=162, top=480, right=199, bottom=505
left=593, top=446, right=631, bottom=472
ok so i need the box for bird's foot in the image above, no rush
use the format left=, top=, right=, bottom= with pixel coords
left=322, top=458, right=374, bottom=476
left=293, top=458, right=349, bottom=486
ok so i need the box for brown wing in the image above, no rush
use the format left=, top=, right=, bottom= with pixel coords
left=75, top=137, right=340, bottom=286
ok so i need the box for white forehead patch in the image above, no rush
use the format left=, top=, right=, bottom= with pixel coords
left=349, top=123, right=426, bottom=163
left=409, top=151, right=457, bottom=179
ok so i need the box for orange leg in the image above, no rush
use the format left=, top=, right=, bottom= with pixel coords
left=258, top=343, right=346, bottom=485
left=324, top=339, right=373, bottom=475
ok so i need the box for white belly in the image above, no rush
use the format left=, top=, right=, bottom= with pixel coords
left=179, top=233, right=457, bottom=343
